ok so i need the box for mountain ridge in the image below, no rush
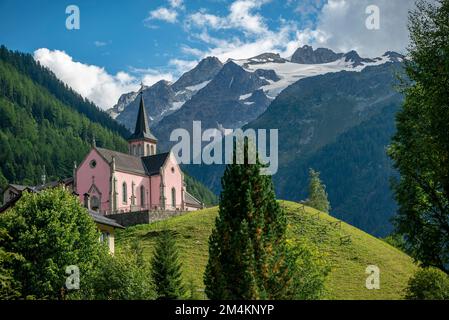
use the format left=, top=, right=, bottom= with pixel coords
left=108, top=46, right=403, bottom=135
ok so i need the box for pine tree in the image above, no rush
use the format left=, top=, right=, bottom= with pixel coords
left=306, top=168, right=331, bottom=213
left=204, top=144, right=296, bottom=299
left=151, top=230, right=185, bottom=299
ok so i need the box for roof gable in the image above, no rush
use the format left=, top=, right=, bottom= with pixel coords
left=95, top=147, right=146, bottom=175
left=141, top=152, right=170, bottom=176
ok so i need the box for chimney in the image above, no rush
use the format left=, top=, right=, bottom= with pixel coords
left=83, top=193, right=91, bottom=210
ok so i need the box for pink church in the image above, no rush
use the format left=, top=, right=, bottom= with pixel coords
left=74, top=90, right=202, bottom=216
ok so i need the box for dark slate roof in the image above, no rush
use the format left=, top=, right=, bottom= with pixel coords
left=9, top=184, right=28, bottom=191
left=96, top=147, right=146, bottom=175
left=141, top=152, right=170, bottom=176
left=88, top=210, right=124, bottom=229
left=185, top=191, right=203, bottom=207
left=128, top=94, right=157, bottom=141
left=96, top=148, right=170, bottom=177
left=34, top=177, right=74, bottom=192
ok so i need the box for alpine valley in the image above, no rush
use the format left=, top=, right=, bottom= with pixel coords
left=108, top=45, right=405, bottom=237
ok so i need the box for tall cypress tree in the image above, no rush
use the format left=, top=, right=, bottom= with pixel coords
left=151, top=230, right=185, bottom=299
left=204, top=144, right=296, bottom=299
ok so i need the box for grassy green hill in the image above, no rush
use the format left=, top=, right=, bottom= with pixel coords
left=116, top=201, right=417, bottom=300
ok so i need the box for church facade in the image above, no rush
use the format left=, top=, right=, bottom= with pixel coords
left=74, top=90, right=202, bottom=215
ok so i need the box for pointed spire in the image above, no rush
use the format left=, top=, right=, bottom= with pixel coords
left=128, top=82, right=157, bottom=142
left=134, top=88, right=150, bottom=137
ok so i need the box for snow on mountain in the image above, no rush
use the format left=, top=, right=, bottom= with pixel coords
left=233, top=49, right=400, bottom=97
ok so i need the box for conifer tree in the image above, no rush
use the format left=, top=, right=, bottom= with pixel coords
left=204, top=142, right=296, bottom=299
left=306, top=168, right=331, bottom=213
left=151, top=230, right=185, bottom=299
left=388, top=0, right=449, bottom=273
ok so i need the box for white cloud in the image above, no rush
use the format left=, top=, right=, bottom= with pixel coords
left=33, top=48, right=174, bottom=110
left=169, top=59, right=198, bottom=74
left=182, top=0, right=416, bottom=63
left=146, top=7, right=178, bottom=24
left=169, top=0, right=184, bottom=9
left=186, top=0, right=269, bottom=36
left=180, top=45, right=204, bottom=58
left=304, top=0, right=416, bottom=56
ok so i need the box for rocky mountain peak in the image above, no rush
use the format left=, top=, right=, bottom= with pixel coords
left=343, top=50, right=376, bottom=67
left=383, top=51, right=405, bottom=62
left=291, top=45, right=343, bottom=64
left=172, top=56, right=223, bottom=92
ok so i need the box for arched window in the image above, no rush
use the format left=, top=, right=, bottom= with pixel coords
left=151, top=145, right=155, bottom=155
left=91, top=196, right=100, bottom=211
left=140, top=186, right=145, bottom=207
left=122, top=182, right=127, bottom=203
left=131, top=182, right=135, bottom=205
left=132, top=145, right=136, bottom=156
left=171, top=187, right=176, bottom=208
left=146, top=144, right=150, bottom=156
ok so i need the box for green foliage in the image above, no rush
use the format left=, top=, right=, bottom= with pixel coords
left=288, top=239, right=330, bottom=300
left=83, top=245, right=155, bottom=300
left=151, top=230, right=186, bottom=299
left=0, top=228, right=23, bottom=299
left=0, top=188, right=105, bottom=299
left=184, top=173, right=218, bottom=206
left=388, top=0, right=449, bottom=273
left=0, top=45, right=129, bottom=137
left=204, top=152, right=297, bottom=300
left=0, top=47, right=128, bottom=187
left=306, top=168, right=331, bottom=213
left=405, top=267, right=449, bottom=300
left=383, top=233, right=408, bottom=253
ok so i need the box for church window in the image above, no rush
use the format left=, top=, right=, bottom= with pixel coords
left=131, top=182, right=135, bottom=205
left=151, top=145, right=155, bottom=155
left=140, top=186, right=145, bottom=207
left=171, top=167, right=175, bottom=173
left=146, top=144, right=150, bottom=156
left=171, top=187, right=176, bottom=208
left=89, top=160, right=97, bottom=168
left=91, top=196, right=100, bottom=211
left=122, top=182, right=127, bottom=203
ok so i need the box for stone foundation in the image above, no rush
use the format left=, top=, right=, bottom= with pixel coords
left=106, top=210, right=189, bottom=227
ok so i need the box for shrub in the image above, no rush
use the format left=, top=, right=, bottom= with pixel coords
left=405, top=267, right=449, bottom=300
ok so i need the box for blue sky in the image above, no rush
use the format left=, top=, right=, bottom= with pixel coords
left=0, top=0, right=322, bottom=73
left=0, top=0, right=415, bottom=109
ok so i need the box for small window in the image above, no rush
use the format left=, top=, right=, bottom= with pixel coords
left=122, top=182, right=127, bottom=203
left=146, top=145, right=150, bottom=156
left=89, top=160, right=97, bottom=168
left=151, top=145, right=155, bottom=155
left=140, top=186, right=145, bottom=207
left=171, top=167, right=175, bottom=173
left=171, top=187, right=176, bottom=208
left=100, top=232, right=110, bottom=247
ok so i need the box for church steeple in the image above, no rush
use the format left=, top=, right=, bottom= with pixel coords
left=128, top=83, right=158, bottom=157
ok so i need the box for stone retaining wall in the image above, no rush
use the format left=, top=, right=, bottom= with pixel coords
left=106, top=210, right=189, bottom=227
